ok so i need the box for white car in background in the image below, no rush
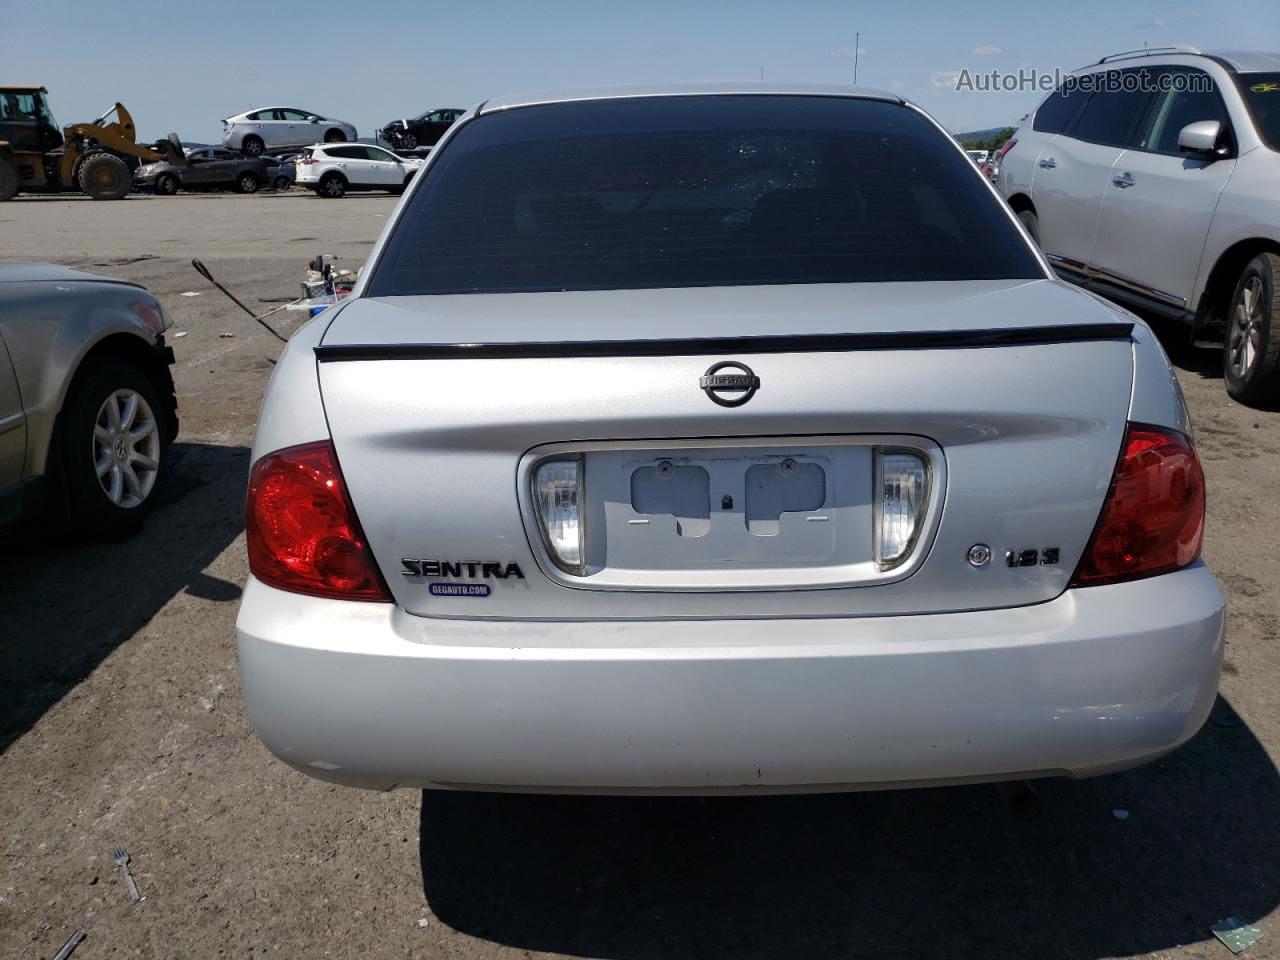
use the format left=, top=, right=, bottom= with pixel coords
left=294, top=143, right=424, bottom=198
left=222, top=107, right=357, bottom=157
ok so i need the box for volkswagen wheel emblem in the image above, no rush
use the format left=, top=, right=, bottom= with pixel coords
left=699, top=361, right=760, bottom=407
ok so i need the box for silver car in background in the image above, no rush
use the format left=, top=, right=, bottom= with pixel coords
left=237, top=85, right=1223, bottom=796
left=1000, top=47, right=1280, bottom=405
left=0, top=264, right=178, bottom=537
left=222, top=107, right=357, bottom=157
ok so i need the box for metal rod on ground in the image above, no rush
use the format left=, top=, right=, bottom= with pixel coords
left=190, top=259, right=289, bottom=343
left=53, top=930, right=86, bottom=960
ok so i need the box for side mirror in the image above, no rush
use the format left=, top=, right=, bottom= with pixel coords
left=310, top=118, right=320, bottom=123
left=1178, top=120, right=1226, bottom=158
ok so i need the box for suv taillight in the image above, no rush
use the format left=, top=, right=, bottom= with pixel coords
left=300, top=154, right=315, bottom=164
left=1070, top=424, right=1205, bottom=587
left=246, top=441, right=392, bottom=601
left=997, top=138, right=1017, bottom=159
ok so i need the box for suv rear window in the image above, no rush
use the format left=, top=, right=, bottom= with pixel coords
left=1032, top=83, right=1090, bottom=134
left=1069, top=71, right=1153, bottom=147
left=369, top=96, right=1043, bottom=296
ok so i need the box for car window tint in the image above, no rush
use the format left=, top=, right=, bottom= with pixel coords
left=326, top=146, right=363, bottom=160
left=1139, top=70, right=1232, bottom=155
left=277, top=109, right=310, bottom=121
left=245, top=110, right=268, bottom=121
left=1032, top=84, right=1090, bottom=134
left=1071, top=72, right=1153, bottom=147
left=1240, top=73, right=1280, bottom=150
left=370, top=96, right=1043, bottom=296
left=365, top=146, right=397, bottom=161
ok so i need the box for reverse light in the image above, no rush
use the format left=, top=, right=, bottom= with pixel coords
left=1071, top=424, right=1205, bottom=587
left=246, top=441, right=392, bottom=601
left=875, top=449, right=930, bottom=570
left=533, top=456, right=584, bottom=574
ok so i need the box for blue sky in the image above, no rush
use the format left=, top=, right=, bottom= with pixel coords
left=3, top=0, right=1278, bottom=143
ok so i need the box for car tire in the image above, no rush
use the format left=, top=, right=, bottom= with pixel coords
left=399, top=132, right=418, bottom=150
left=59, top=357, right=169, bottom=539
left=1017, top=208, right=1041, bottom=246
left=318, top=173, right=346, bottom=198
left=155, top=173, right=179, bottom=195
left=273, top=175, right=291, bottom=191
left=78, top=153, right=132, bottom=201
left=324, top=129, right=347, bottom=144
left=0, top=155, right=19, bottom=201
left=242, top=135, right=264, bottom=157
left=1223, top=252, right=1280, bottom=407
left=237, top=172, right=260, bottom=194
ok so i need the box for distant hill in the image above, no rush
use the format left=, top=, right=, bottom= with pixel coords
left=955, top=126, right=1016, bottom=148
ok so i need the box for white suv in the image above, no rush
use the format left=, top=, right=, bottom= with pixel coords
left=294, top=143, right=423, bottom=198
left=1000, top=47, right=1280, bottom=404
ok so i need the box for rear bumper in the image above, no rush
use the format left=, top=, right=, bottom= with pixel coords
left=236, top=565, right=1224, bottom=794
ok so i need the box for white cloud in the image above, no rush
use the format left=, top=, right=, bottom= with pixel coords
left=930, top=70, right=963, bottom=91
left=973, top=45, right=1001, bottom=55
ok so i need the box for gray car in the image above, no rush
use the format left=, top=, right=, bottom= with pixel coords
left=236, top=85, right=1223, bottom=796
left=1000, top=47, right=1280, bottom=405
left=0, top=264, right=178, bottom=537
left=222, top=107, right=357, bottom=157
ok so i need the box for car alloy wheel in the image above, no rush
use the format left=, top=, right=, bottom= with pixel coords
left=92, top=388, right=161, bottom=509
left=239, top=174, right=259, bottom=194
left=322, top=176, right=345, bottom=198
left=1228, top=275, right=1264, bottom=380
left=156, top=174, right=178, bottom=195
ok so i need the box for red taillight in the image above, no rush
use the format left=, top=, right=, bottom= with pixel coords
left=997, top=138, right=1017, bottom=159
left=1070, top=424, right=1205, bottom=587
left=246, top=441, right=392, bottom=601
left=300, top=155, right=315, bottom=164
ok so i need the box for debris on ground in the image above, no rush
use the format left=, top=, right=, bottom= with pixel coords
left=173, top=331, right=188, bottom=338
left=1211, top=918, right=1263, bottom=954
left=52, top=930, right=86, bottom=960
left=180, top=291, right=201, bottom=297
left=190, top=258, right=290, bottom=343
left=218, top=332, right=236, bottom=338
left=417, top=918, right=430, bottom=928
left=111, top=847, right=141, bottom=902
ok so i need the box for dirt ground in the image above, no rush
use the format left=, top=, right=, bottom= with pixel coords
left=1, top=191, right=1277, bottom=960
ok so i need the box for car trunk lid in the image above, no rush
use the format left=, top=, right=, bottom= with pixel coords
left=317, top=279, right=1135, bottom=620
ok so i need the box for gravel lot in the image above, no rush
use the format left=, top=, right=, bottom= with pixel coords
left=1, top=192, right=1277, bottom=960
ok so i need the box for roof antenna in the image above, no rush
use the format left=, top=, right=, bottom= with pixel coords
left=760, top=66, right=764, bottom=82
left=854, top=32, right=861, bottom=84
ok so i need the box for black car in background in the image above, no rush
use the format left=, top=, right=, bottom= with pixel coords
left=135, top=152, right=269, bottom=195
left=380, top=108, right=463, bottom=150
left=264, top=152, right=300, bottom=190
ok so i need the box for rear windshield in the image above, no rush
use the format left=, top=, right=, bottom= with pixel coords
left=369, top=95, right=1043, bottom=296
left=1240, top=73, right=1280, bottom=150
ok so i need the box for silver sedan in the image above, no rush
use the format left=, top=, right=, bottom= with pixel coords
left=237, top=85, right=1223, bottom=796
left=222, top=107, right=357, bottom=157
left=0, top=264, right=178, bottom=537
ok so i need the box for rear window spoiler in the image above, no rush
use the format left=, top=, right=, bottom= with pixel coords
left=314, top=322, right=1135, bottom=362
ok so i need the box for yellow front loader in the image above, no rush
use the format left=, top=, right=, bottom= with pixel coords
left=0, top=87, right=185, bottom=201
